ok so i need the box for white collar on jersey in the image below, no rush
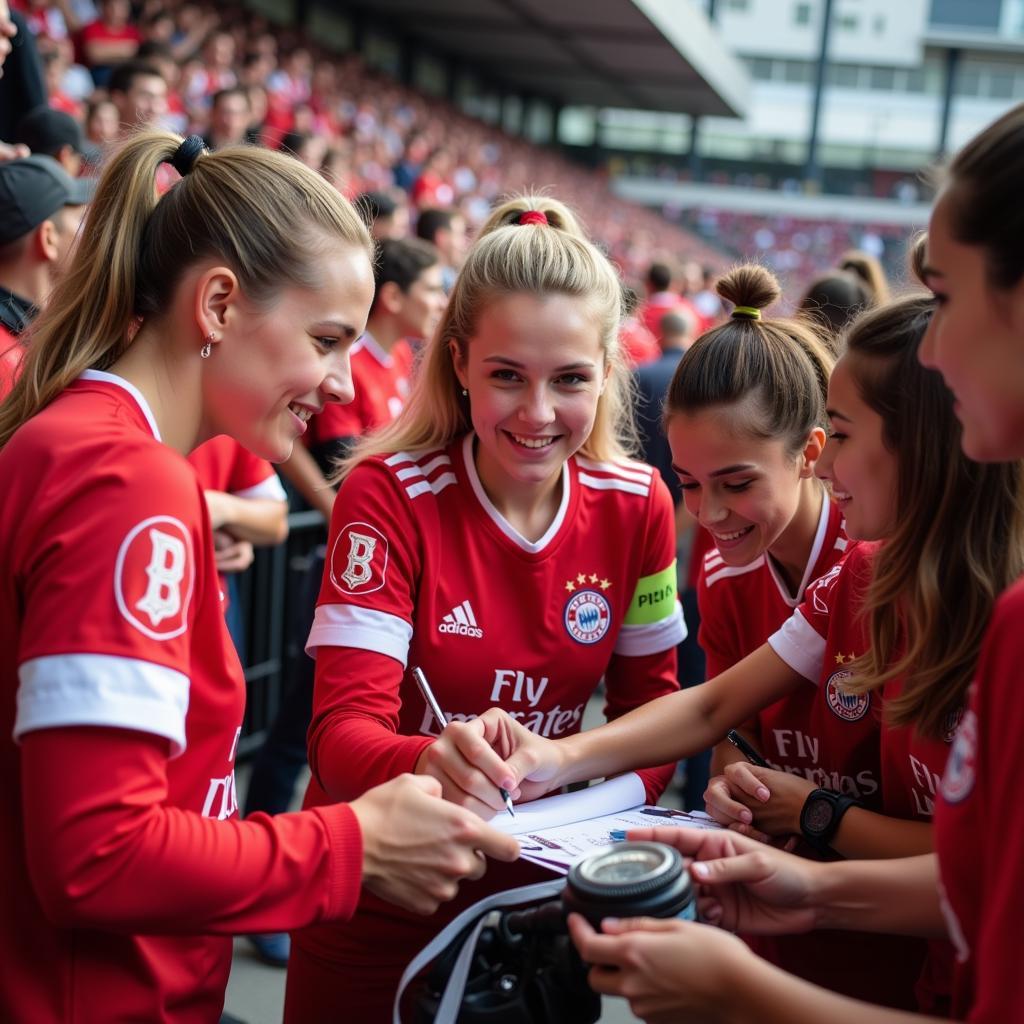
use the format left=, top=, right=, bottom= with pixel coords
left=79, top=368, right=162, bottom=441
left=461, top=432, right=571, bottom=554
left=766, top=487, right=831, bottom=608
left=357, top=330, right=393, bottom=368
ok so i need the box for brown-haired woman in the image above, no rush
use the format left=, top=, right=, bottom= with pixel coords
left=499, top=289, right=1024, bottom=1014
left=0, top=132, right=519, bottom=1023
left=555, top=99, right=1024, bottom=1024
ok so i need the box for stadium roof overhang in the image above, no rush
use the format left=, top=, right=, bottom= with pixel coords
left=344, top=0, right=749, bottom=118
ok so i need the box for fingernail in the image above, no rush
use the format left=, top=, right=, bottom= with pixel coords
left=740, top=810, right=752, bottom=824
left=757, top=787, right=770, bottom=802
left=691, top=862, right=709, bottom=878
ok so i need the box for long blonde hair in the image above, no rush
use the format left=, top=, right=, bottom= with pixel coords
left=0, top=130, right=372, bottom=450
left=842, top=296, right=1024, bottom=738
left=337, top=194, right=635, bottom=478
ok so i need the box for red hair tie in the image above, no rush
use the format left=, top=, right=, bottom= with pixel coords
left=518, top=210, right=548, bottom=226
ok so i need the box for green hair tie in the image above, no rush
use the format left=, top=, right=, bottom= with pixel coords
left=731, top=306, right=762, bottom=320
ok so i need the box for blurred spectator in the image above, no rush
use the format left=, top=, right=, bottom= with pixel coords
left=411, top=145, right=454, bottom=208
left=108, top=58, right=166, bottom=134
left=39, top=46, right=82, bottom=117
left=0, top=155, right=93, bottom=396
left=638, top=261, right=699, bottom=339
left=79, top=0, right=140, bottom=86
left=619, top=284, right=661, bottom=367
left=15, top=104, right=84, bottom=175
left=838, top=248, right=891, bottom=305
left=633, top=308, right=698, bottom=506
left=279, top=128, right=327, bottom=170
left=692, top=264, right=723, bottom=325
left=203, top=85, right=250, bottom=149
left=415, top=207, right=467, bottom=293
left=82, top=94, right=117, bottom=164
left=135, top=41, right=187, bottom=133
left=356, top=189, right=409, bottom=240
left=798, top=269, right=871, bottom=341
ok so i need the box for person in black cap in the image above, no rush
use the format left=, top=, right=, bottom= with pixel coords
left=0, top=154, right=93, bottom=396
left=15, top=105, right=86, bottom=177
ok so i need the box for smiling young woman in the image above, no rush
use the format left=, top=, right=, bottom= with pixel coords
left=0, top=131, right=522, bottom=1024
left=283, top=194, right=688, bottom=1020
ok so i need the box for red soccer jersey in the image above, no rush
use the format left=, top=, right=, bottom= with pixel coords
left=306, top=333, right=414, bottom=468
left=0, top=371, right=361, bottom=1023
left=0, top=329, right=24, bottom=401
left=764, top=541, right=928, bottom=1007
left=188, top=434, right=287, bottom=501
left=934, top=579, right=1024, bottom=1022
left=293, top=434, right=686, bottom=1017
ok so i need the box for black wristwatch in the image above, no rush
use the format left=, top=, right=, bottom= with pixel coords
left=799, top=789, right=858, bottom=854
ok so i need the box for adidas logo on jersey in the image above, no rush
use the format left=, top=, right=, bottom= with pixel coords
left=438, top=600, right=483, bottom=639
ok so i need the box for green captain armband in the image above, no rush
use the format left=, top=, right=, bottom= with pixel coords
left=624, top=562, right=677, bottom=625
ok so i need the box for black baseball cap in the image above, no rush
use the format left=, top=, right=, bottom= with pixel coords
left=0, top=155, right=95, bottom=247
left=16, top=105, right=86, bottom=160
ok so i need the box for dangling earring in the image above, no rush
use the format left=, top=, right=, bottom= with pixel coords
left=200, top=332, right=215, bottom=359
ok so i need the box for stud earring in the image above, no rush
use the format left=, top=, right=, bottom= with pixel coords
left=461, top=387, right=468, bottom=397
left=200, top=332, right=215, bottom=359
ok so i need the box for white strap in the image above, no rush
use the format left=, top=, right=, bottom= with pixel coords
left=392, top=879, right=566, bottom=1024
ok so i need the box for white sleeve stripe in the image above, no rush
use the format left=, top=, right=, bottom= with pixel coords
left=767, top=610, right=826, bottom=683
left=306, top=603, right=413, bottom=666
left=406, top=472, right=457, bottom=499
left=614, top=601, right=687, bottom=656
left=576, top=456, right=653, bottom=483
left=578, top=473, right=650, bottom=497
left=15, top=654, right=189, bottom=757
left=704, top=557, right=765, bottom=588
left=232, top=475, right=287, bottom=502
left=396, top=455, right=452, bottom=481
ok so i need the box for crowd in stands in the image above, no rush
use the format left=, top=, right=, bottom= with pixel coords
left=8, top=0, right=725, bottom=290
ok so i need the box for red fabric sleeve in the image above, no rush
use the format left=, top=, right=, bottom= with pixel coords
left=603, top=647, right=678, bottom=802
left=21, top=727, right=363, bottom=932
left=603, top=473, right=681, bottom=803
left=308, top=645, right=434, bottom=801
left=970, top=597, right=1024, bottom=1022
left=696, top=572, right=739, bottom=681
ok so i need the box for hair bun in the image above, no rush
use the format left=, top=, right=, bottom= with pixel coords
left=716, top=264, right=780, bottom=316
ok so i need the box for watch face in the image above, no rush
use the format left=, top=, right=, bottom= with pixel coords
left=804, top=797, right=834, bottom=834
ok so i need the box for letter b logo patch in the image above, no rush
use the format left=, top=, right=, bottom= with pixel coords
left=330, top=521, right=389, bottom=594
left=115, top=516, right=195, bottom=640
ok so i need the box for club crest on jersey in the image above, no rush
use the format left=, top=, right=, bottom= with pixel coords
left=115, top=516, right=195, bottom=640
left=940, top=706, right=977, bottom=804
left=330, top=521, right=388, bottom=594
left=824, top=669, right=871, bottom=722
left=564, top=589, right=611, bottom=645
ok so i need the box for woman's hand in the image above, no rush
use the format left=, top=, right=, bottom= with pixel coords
left=569, top=912, right=752, bottom=1024
left=723, top=764, right=815, bottom=839
left=625, top=826, right=822, bottom=937
left=414, top=708, right=564, bottom=818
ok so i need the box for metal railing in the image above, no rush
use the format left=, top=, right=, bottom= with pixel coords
left=233, top=509, right=326, bottom=759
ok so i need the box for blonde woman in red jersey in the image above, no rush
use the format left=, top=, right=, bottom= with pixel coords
left=0, top=132, right=519, bottom=1024
left=283, top=195, right=687, bottom=1020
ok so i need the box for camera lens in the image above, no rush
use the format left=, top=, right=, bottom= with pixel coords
left=562, top=841, right=695, bottom=928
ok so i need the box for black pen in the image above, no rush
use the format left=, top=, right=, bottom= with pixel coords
left=726, top=729, right=770, bottom=769
left=411, top=665, right=516, bottom=817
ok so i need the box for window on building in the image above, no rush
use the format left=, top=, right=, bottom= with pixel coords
left=873, top=15, right=886, bottom=34
left=748, top=57, right=775, bottom=80
left=955, top=68, right=982, bottom=97
left=988, top=69, right=1015, bottom=99
left=794, top=2, right=812, bottom=25
left=784, top=59, right=814, bottom=83
left=827, top=63, right=862, bottom=88
left=726, top=0, right=750, bottom=9
left=837, top=14, right=859, bottom=31
left=869, top=67, right=896, bottom=90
